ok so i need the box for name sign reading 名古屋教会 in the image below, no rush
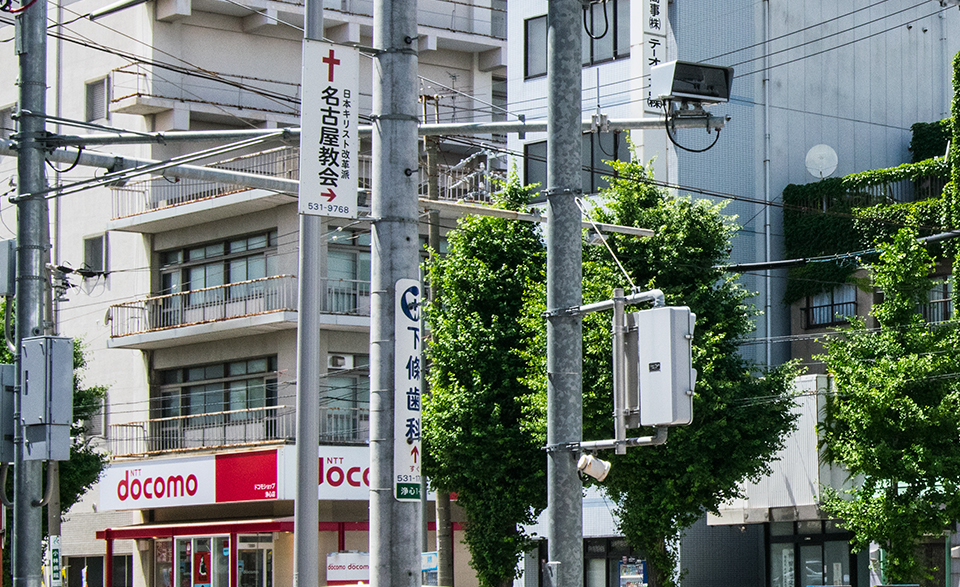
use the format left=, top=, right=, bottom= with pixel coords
left=299, top=40, right=359, bottom=219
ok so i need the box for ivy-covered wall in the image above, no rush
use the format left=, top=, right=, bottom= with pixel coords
left=781, top=158, right=949, bottom=305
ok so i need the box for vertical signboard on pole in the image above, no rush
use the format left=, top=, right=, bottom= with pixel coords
left=394, top=278, right=422, bottom=501
left=300, top=40, right=360, bottom=219
left=49, top=535, right=62, bottom=587
left=642, top=0, right=669, bottom=114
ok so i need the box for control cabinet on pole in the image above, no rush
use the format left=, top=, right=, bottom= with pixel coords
left=21, top=336, right=73, bottom=461
left=635, top=307, right=697, bottom=427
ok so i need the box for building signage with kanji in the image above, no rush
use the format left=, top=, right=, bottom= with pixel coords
left=394, top=278, right=422, bottom=501
left=299, top=40, right=359, bottom=218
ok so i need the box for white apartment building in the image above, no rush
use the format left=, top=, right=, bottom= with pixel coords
left=0, top=0, right=506, bottom=586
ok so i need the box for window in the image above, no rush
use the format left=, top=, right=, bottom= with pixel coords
left=323, top=353, right=370, bottom=442
left=524, top=15, right=547, bottom=79
left=582, top=0, right=630, bottom=66
left=157, top=356, right=279, bottom=425
left=922, top=278, right=953, bottom=323
left=524, top=131, right=631, bottom=195
left=526, top=1, right=630, bottom=78
left=804, top=285, right=856, bottom=328
left=83, top=234, right=107, bottom=276
left=85, top=77, right=109, bottom=122
left=326, top=229, right=371, bottom=314
left=768, top=521, right=856, bottom=587
left=159, top=231, right=278, bottom=303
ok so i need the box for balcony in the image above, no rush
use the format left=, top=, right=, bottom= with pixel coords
left=109, top=146, right=504, bottom=232
left=921, top=298, right=953, bottom=324
left=108, top=275, right=371, bottom=349
left=108, top=147, right=299, bottom=233
left=108, top=404, right=369, bottom=457
left=110, top=62, right=305, bottom=126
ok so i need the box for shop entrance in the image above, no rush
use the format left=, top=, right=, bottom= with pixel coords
left=237, top=534, right=274, bottom=587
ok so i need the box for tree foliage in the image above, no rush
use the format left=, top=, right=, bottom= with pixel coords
left=552, top=161, right=797, bottom=587
left=422, top=173, right=547, bottom=587
left=425, top=161, right=798, bottom=587
left=819, top=229, right=960, bottom=583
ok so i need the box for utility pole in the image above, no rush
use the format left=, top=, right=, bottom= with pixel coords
left=293, top=0, right=323, bottom=586
left=545, top=2, right=583, bottom=587
left=369, top=2, right=421, bottom=587
left=14, top=0, right=49, bottom=584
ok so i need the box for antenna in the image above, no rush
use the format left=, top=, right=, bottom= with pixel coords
left=805, top=144, right=838, bottom=179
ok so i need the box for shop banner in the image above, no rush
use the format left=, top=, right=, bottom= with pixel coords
left=326, top=552, right=369, bottom=586
left=101, top=450, right=277, bottom=510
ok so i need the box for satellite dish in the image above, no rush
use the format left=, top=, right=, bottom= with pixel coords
left=805, top=144, right=838, bottom=179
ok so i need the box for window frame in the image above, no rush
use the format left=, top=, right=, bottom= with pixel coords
left=85, top=76, right=110, bottom=123
left=581, top=0, right=630, bottom=67
left=803, top=285, right=857, bottom=328
left=156, top=356, right=279, bottom=423
left=524, top=15, right=548, bottom=79
left=83, top=233, right=108, bottom=277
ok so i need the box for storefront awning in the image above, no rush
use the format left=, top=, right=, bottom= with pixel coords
left=96, top=517, right=295, bottom=540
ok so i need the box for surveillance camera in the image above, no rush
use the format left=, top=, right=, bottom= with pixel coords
left=577, top=454, right=611, bottom=482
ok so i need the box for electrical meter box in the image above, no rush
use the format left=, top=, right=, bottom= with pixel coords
left=636, top=307, right=697, bottom=427
left=21, top=336, right=73, bottom=461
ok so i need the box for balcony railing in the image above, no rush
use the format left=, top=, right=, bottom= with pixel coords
left=111, top=145, right=507, bottom=220
left=111, top=147, right=300, bottom=219
left=108, top=404, right=369, bottom=457
left=111, top=62, right=303, bottom=120
left=804, top=301, right=857, bottom=328
left=108, top=404, right=295, bottom=457
left=109, top=275, right=298, bottom=338
left=320, top=0, right=505, bottom=38
left=109, top=276, right=372, bottom=338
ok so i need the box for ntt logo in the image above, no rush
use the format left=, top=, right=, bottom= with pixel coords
left=117, top=470, right=199, bottom=501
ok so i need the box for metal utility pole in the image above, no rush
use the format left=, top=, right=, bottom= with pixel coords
left=293, top=0, right=323, bottom=585
left=369, top=1, right=421, bottom=587
left=14, top=0, right=50, bottom=583
left=545, top=1, right=583, bottom=587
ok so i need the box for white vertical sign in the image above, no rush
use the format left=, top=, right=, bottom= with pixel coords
left=299, top=40, right=360, bottom=218
left=394, top=278, right=422, bottom=501
left=642, top=0, right=668, bottom=114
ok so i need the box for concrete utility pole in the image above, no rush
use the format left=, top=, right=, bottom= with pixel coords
left=293, top=0, right=323, bottom=585
left=369, top=2, right=422, bottom=587
left=545, top=1, right=584, bottom=587
left=14, top=0, right=50, bottom=583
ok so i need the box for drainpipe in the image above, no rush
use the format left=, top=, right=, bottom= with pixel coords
left=763, top=0, right=773, bottom=367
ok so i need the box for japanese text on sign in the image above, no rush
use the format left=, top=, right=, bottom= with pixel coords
left=394, top=278, right=422, bottom=501
left=299, top=40, right=359, bottom=219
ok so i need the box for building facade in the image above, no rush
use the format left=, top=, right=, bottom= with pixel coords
left=0, top=0, right=507, bottom=585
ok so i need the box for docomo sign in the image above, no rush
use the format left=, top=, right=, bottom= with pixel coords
left=116, top=469, right=200, bottom=501
left=102, top=455, right=216, bottom=510
left=318, top=445, right=370, bottom=500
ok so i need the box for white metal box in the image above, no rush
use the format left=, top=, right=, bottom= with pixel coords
left=637, top=307, right=697, bottom=426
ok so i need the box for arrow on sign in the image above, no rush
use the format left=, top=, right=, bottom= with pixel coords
left=322, top=189, right=337, bottom=202
left=411, top=446, right=419, bottom=464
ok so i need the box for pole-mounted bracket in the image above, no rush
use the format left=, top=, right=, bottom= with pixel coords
left=543, top=442, right=580, bottom=453
left=541, top=307, right=581, bottom=319
left=540, top=187, right=582, bottom=199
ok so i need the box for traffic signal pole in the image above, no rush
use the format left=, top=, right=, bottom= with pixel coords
left=545, top=1, right=584, bottom=586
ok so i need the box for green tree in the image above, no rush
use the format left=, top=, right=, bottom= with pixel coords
left=422, top=173, right=547, bottom=587
left=819, top=228, right=960, bottom=584
left=545, top=160, right=797, bottom=587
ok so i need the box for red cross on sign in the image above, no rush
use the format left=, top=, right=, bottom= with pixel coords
left=322, top=49, right=340, bottom=82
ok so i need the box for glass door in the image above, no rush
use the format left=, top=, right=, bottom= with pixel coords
left=174, top=537, right=230, bottom=587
